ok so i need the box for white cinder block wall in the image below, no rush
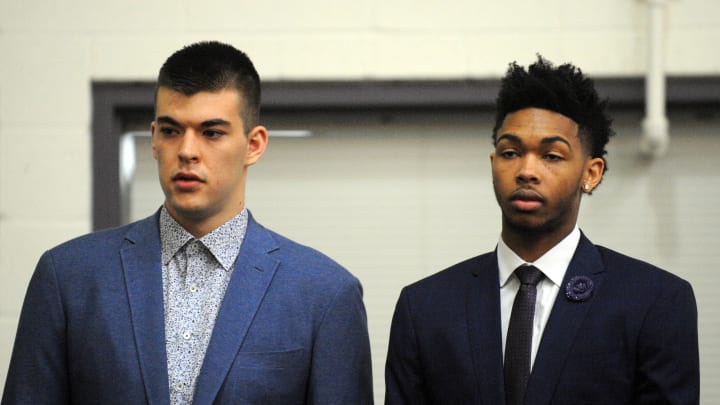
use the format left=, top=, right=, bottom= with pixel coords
left=1, top=0, right=719, bottom=401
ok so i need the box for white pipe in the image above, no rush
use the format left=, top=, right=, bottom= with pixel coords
left=640, top=0, right=670, bottom=157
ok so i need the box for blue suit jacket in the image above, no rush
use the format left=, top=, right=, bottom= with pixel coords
left=3, top=211, right=373, bottom=404
left=385, top=233, right=699, bottom=405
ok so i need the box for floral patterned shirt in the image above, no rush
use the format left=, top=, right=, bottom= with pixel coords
left=159, top=207, right=248, bottom=405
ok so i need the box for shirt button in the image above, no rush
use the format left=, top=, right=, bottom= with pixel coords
left=175, top=382, right=185, bottom=391
left=182, top=331, right=192, bottom=340
left=188, top=284, right=198, bottom=293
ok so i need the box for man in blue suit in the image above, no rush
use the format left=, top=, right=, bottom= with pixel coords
left=385, top=57, right=699, bottom=404
left=3, top=41, right=373, bottom=405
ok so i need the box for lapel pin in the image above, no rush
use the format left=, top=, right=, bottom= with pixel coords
left=565, top=275, right=594, bottom=302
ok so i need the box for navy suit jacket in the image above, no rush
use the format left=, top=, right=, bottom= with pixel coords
left=385, top=233, right=699, bottom=405
left=3, top=211, right=373, bottom=404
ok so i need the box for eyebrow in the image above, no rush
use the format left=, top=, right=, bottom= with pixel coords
left=496, top=133, right=573, bottom=150
left=199, top=118, right=232, bottom=128
left=155, top=116, right=232, bottom=128
left=156, top=116, right=181, bottom=127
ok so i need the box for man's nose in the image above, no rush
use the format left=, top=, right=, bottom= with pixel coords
left=178, top=132, right=200, bottom=162
left=516, top=155, right=540, bottom=184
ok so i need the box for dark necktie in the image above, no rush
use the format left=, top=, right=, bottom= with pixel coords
left=504, top=265, right=544, bottom=405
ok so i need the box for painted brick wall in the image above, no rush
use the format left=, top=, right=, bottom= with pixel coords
left=1, top=0, right=719, bottom=399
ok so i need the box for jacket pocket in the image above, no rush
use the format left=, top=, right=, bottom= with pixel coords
left=233, top=347, right=306, bottom=369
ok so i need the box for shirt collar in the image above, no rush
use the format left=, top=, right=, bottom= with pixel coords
left=159, top=206, right=249, bottom=271
left=497, top=226, right=581, bottom=288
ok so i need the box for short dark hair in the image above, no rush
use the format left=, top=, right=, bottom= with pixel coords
left=492, top=55, right=614, bottom=174
left=156, top=41, right=261, bottom=131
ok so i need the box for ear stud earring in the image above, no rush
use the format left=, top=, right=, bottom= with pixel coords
left=584, top=184, right=591, bottom=191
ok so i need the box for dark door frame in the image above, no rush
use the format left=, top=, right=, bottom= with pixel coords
left=92, top=77, right=719, bottom=230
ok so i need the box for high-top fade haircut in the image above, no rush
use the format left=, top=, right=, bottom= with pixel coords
left=492, top=55, right=614, bottom=174
left=156, top=41, right=261, bottom=132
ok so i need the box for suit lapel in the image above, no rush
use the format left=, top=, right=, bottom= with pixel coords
left=120, top=213, right=171, bottom=404
left=193, top=214, right=280, bottom=405
left=466, top=252, right=505, bottom=405
left=525, top=233, right=607, bottom=404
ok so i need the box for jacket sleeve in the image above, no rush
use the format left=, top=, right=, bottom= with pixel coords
left=2, top=251, right=70, bottom=405
left=634, top=278, right=699, bottom=404
left=306, top=277, right=374, bottom=405
left=384, top=288, right=428, bottom=405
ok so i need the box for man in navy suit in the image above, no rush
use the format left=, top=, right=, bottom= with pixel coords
left=3, top=41, right=373, bottom=404
left=385, top=57, right=699, bottom=404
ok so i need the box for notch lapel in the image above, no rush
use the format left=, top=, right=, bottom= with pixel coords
left=466, top=253, right=505, bottom=405
left=525, top=234, right=607, bottom=404
left=193, top=215, right=280, bottom=405
left=120, top=214, right=171, bottom=404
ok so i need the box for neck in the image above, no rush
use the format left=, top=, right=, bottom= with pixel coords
left=501, top=222, right=575, bottom=263
left=181, top=221, right=219, bottom=239
left=165, top=204, right=245, bottom=239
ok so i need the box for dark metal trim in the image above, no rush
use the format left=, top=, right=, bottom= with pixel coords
left=92, top=76, right=720, bottom=230
left=92, top=82, right=156, bottom=230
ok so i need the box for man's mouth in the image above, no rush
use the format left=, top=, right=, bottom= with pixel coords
left=510, top=189, right=544, bottom=211
left=172, top=172, right=204, bottom=190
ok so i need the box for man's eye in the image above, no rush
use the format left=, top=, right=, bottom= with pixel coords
left=160, top=127, right=178, bottom=136
left=545, top=154, right=563, bottom=161
left=500, top=150, right=519, bottom=158
left=204, top=130, right=224, bottom=138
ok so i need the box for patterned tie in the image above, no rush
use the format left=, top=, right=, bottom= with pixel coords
left=504, top=265, right=544, bottom=405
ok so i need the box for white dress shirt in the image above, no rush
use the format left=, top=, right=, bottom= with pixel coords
left=160, top=207, right=248, bottom=405
left=498, top=226, right=581, bottom=370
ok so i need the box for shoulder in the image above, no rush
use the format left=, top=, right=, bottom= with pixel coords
left=41, top=214, right=157, bottom=265
left=27, top=215, right=158, bottom=299
left=595, top=244, right=691, bottom=290
left=588, top=243, right=696, bottom=313
left=399, top=251, right=495, bottom=301
left=249, top=218, right=361, bottom=292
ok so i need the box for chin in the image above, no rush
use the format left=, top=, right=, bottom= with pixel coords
left=505, top=214, right=558, bottom=235
left=168, top=202, right=207, bottom=219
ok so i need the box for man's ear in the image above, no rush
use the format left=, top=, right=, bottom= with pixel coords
left=245, top=125, right=268, bottom=167
left=150, top=121, right=158, bottom=160
left=583, top=157, right=605, bottom=193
